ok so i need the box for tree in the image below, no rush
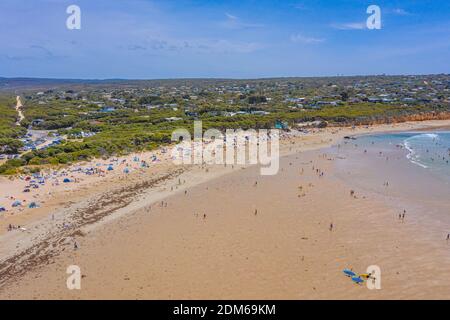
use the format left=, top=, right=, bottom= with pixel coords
left=340, top=91, right=349, bottom=101
left=0, top=138, right=24, bottom=154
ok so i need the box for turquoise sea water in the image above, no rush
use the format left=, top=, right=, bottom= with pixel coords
left=332, top=130, right=450, bottom=229
left=357, top=131, right=450, bottom=181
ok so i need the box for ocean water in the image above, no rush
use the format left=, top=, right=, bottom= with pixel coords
left=356, top=131, right=450, bottom=182
left=331, top=130, right=450, bottom=231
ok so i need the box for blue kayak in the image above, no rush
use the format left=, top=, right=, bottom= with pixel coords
left=351, top=276, right=364, bottom=284
left=343, top=269, right=356, bottom=277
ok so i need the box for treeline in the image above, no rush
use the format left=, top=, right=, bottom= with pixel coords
left=1, top=98, right=449, bottom=174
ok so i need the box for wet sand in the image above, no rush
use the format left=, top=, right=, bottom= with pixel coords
left=1, top=120, right=450, bottom=299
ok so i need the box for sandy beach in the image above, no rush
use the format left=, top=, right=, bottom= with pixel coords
left=1, top=120, right=450, bottom=299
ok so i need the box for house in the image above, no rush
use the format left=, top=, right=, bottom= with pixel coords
left=250, top=111, right=270, bottom=115
left=368, top=97, right=382, bottom=103
left=316, top=100, right=341, bottom=107
left=165, top=117, right=183, bottom=122
left=275, top=120, right=289, bottom=130
left=31, top=119, right=45, bottom=126
left=100, top=106, right=116, bottom=113
left=185, top=111, right=199, bottom=118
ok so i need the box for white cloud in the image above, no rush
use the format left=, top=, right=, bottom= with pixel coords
left=292, top=3, right=307, bottom=10
left=201, top=39, right=263, bottom=53
left=220, top=13, right=263, bottom=30
left=225, top=13, right=238, bottom=20
left=128, top=37, right=263, bottom=54
left=392, top=8, right=411, bottom=16
left=331, top=22, right=366, bottom=30
left=290, top=34, right=325, bottom=44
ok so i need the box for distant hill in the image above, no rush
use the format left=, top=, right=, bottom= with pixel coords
left=0, top=77, right=111, bottom=92
left=1, top=74, right=449, bottom=92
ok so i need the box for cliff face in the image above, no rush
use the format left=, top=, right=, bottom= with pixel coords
left=334, top=111, right=450, bottom=127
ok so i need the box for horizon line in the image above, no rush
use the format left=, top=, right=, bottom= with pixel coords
left=1, top=73, right=450, bottom=83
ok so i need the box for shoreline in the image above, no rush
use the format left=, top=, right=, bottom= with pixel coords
left=2, top=119, right=449, bottom=233
left=1, top=119, right=450, bottom=299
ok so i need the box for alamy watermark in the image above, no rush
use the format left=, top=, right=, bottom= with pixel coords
left=64, top=4, right=381, bottom=31
left=66, top=5, right=81, bottom=30
left=366, top=265, right=381, bottom=290
left=66, top=265, right=81, bottom=290
left=171, top=121, right=279, bottom=175
left=367, top=5, right=382, bottom=30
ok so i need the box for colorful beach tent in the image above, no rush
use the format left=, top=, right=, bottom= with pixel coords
left=29, top=202, right=39, bottom=209
left=107, top=165, right=114, bottom=171
left=63, top=178, right=71, bottom=183
left=0, top=207, right=6, bottom=212
left=12, top=200, right=22, bottom=207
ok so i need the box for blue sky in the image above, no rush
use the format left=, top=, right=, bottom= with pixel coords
left=0, top=0, right=449, bottom=79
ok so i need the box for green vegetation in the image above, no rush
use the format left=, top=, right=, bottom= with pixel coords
left=0, top=74, right=449, bottom=175
left=2, top=100, right=445, bottom=175
left=0, top=95, right=26, bottom=155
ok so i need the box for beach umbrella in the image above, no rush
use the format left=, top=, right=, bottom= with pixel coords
left=12, top=200, right=22, bottom=207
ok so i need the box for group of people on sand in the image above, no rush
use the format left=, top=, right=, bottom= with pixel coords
left=1, top=152, right=167, bottom=216
left=7, top=224, right=24, bottom=232
left=398, top=210, right=407, bottom=222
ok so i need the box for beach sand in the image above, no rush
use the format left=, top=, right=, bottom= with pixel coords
left=1, top=120, right=450, bottom=299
